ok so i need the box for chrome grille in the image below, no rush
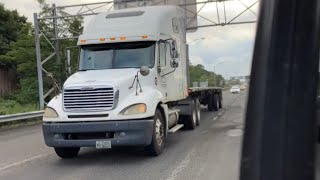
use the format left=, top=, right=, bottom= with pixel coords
left=63, top=86, right=114, bottom=111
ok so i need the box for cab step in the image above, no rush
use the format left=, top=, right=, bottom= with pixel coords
left=168, top=124, right=184, bottom=133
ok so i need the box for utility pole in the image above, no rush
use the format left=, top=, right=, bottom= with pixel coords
left=33, top=13, right=44, bottom=110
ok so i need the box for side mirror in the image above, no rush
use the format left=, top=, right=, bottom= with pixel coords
left=170, top=59, right=179, bottom=68
left=172, top=49, right=179, bottom=59
left=67, top=49, right=72, bottom=75
left=140, top=66, right=150, bottom=76
left=171, top=41, right=179, bottom=59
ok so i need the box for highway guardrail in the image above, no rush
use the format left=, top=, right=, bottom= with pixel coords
left=0, top=111, right=44, bottom=123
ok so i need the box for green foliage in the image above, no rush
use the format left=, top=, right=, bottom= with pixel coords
left=0, top=1, right=83, bottom=110
left=0, top=98, right=37, bottom=115
left=189, top=63, right=224, bottom=87
left=0, top=3, right=27, bottom=67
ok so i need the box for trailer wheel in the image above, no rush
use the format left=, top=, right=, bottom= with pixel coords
left=54, top=147, right=80, bottom=159
left=208, top=92, right=214, bottom=111
left=218, top=93, right=223, bottom=109
left=195, top=98, right=201, bottom=126
left=213, top=94, right=219, bottom=111
left=145, top=109, right=165, bottom=156
left=184, top=100, right=197, bottom=130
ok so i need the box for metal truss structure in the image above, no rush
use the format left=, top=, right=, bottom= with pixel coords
left=33, top=0, right=259, bottom=109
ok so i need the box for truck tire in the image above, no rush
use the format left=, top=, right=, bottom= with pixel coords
left=145, top=109, right=165, bottom=156
left=218, top=93, right=223, bottom=109
left=195, top=98, right=201, bottom=126
left=184, top=100, right=197, bottom=130
left=208, top=92, right=214, bottom=111
left=54, top=147, right=80, bottom=159
left=213, top=94, right=219, bottom=111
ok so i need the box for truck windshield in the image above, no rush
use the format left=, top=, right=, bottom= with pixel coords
left=79, top=41, right=155, bottom=70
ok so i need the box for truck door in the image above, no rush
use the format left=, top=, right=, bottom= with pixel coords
left=157, top=41, right=168, bottom=100
left=157, top=41, right=181, bottom=101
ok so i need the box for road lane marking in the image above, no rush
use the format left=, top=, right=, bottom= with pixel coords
left=0, top=153, right=51, bottom=172
left=213, top=116, right=218, bottom=121
left=200, top=130, right=208, bottom=134
left=227, top=129, right=243, bottom=137
left=166, top=148, right=195, bottom=180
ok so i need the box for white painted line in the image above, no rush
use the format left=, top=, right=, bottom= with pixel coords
left=227, top=129, right=243, bottom=137
left=218, top=112, right=223, bottom=116
left=0, top=153, right=51, bottom=172
left=213, top=116, right=218, bottom=121
left=166, top=149, right=195, bottom=180
left=200, top=130, right=208, bottom=134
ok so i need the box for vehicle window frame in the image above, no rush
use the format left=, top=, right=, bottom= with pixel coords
left=158, top=42, right=166, bottom=67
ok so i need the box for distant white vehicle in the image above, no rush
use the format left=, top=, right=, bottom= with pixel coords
left=230, top=86, right=241, bottom=94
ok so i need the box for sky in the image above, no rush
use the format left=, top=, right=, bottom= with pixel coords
left=0, top=0, right=258, bottom=79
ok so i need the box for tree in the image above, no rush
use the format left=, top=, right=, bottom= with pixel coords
left=0, top=1, right=83, bottom=104
left=0, top=3, right=27, bottom=67
left=189, top=63, right=225, bottom=87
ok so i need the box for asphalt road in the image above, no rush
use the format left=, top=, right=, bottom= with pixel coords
left=0, top=92, right=246, bottom=180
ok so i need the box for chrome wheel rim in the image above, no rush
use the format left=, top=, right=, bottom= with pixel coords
left=155, top=118, right=164, bottom=146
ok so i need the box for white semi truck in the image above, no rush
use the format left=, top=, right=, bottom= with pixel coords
left=42, top=5, right=223, bottom=158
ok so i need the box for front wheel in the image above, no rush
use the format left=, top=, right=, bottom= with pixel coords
left=145, top=109, right=165, bottom=156
left=54, top=147, right=80, bottom=159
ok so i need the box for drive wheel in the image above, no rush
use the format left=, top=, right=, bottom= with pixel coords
left=54, top=147, right=80, bottom=159
left=218, top=93, right=223, bottom=109
left=213, top=94, right=219, bottom=111
left=145, top=109, right=165, bottom=156
left=184, top=100, right=197, bottom=130
left=195, top=98, right=201, bottom=126
left=208, top=92, right=214, bottom=111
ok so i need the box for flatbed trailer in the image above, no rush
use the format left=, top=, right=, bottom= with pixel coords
left=189, top=87, right=223, bottom=111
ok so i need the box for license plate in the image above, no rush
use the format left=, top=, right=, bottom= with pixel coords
left=96, top=140, right=111, bottom=149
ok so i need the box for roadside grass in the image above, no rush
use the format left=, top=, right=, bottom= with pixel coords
left=0, top=99, right=38, bottom=115
left=0, top=99, right=41, bottom=130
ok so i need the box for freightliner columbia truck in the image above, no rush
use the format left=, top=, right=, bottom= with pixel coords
left=42, top=5, right=223, bottom=158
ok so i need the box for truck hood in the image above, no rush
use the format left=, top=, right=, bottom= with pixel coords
left=64, top=69, right=139, bottom=87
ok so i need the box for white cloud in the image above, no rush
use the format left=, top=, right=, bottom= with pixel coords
left=190, top=55, right=205, bottom=65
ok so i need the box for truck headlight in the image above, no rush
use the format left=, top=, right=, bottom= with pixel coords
left=121, top=103, right=147, bottom=115
left=43, top=107, right=59, bottom=118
